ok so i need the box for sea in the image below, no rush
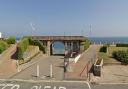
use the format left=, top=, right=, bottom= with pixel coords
left=16, top=37, right=128, bottom=54
left=89, top=37, right=128, bottom=44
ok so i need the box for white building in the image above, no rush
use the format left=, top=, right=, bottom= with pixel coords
left=0, top=32, right=2, bottom=38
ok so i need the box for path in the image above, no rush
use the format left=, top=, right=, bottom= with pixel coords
left=0, top=44, right=17, bottom=79
left=65, top=45, right=100, bottom=80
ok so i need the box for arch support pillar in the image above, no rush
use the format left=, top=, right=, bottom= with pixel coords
left=47, top=41, right=51, bottom=56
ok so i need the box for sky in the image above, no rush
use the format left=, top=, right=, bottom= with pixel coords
left=0, top=0, right=128, bottom=37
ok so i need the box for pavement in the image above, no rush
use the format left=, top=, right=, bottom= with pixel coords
left=91, top=84, right=128, bottom=89
left=11, top=55, right=65, bottom=80
left=92, top=65, right=128, bottom=83
left=65, top=45, right=100, bottom=80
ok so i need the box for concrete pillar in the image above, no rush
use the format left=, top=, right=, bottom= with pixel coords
left=71, top=41, right=73, bottom=52
left=64, top=42, right=68, bottom=56
left=47, top=41, right=51, bottom=56
left=78, top=41, right=81, bottom=52
left=64, top=41, right=68, bottom=50
left=73, top=42, right=77, bottom=52
left=76, top=41, right=80, bottom=52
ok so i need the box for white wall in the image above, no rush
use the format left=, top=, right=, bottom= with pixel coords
left=69, top=54, right=81, bottom=63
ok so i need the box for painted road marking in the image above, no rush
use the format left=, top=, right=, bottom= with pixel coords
left=0, top=79, right=91, bottom=89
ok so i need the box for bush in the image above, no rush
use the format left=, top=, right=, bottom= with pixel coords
left=7, top=36, right=16, bottom=44
left=116, top=44, right=128, bottom=47
left=100, top=46, right=107, bottom=53
left=33, top=40, right=45, bottom=53
left=17, top=47, right=23, bottom=59
left=0, top=40, right=8, bottom=54
left=17, top=37, right=45, bottom=60
left=0, top=45, right=4, bottom=54
left=17, top=38, right=29, bottom=60
left=112, top=50, right=128, bottom=64
left=28, top=38, right=45, bottom=53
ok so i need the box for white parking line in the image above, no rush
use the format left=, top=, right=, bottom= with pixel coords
left=85, top=81, right=91, bottom=89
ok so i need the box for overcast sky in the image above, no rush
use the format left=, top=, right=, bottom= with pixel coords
left=0, top=0, right=128, bottom=37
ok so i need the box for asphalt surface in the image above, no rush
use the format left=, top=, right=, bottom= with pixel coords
left=11, top=55, right=64, bottom=80
left=0, top=80, right=90, bottom=89
left=0, top=80, right=128, bottom=89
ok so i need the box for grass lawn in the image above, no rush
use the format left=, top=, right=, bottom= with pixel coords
left=98, top=52, right=109, bottom=60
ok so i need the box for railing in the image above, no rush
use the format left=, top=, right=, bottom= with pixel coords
left=31, top=36, right=85, bottom=41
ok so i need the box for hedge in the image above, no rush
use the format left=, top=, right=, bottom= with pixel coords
left=100, top=46, right=107, bottom=53
left=112, top=50, right=128, bottom=64
left=116, top=44, right=128, bottom=47
left=6, top=36, right=16, bottom=44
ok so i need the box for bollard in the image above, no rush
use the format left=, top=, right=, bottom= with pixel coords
left=50, top=64, right=53, bottom=78
left=37, top=64, right=39, bottom=77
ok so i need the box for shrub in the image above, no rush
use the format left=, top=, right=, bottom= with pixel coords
left=0, top=40, right=8, bottom=54
left=33, top=40, right=45, bottom=53
left=116, top=44, right=128, bottom=47
left=28, top=38, right=45, bottom=53
left=7, top=36, right=16, bottom=44
left=100, top=46, right=107, bottom=53
left=17, top=38, right=29, bottom=60
left=17, top=37, right=45, bottom=60
left=112, top=50, right=128, bottom=64
left=0, top=45, right=4, bottom=54
left=17, top=47, right=23, bottom=60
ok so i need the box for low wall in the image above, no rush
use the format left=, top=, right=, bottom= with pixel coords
left=69, top=54, right=81, bottom=63
left=23, top=45, right=40, bottom=62
left=94, top=59, right=103, bottom=76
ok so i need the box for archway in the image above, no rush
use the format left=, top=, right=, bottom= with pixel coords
left=50, top=41, right=65, bottom=55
